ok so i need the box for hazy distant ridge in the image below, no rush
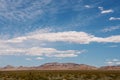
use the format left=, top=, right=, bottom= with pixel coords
left=0, top=62, right=120, bottom=71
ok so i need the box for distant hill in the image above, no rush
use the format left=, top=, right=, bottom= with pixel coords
left=99, top=65, right=120, bottom=70
left=36, top=62, right=97, bottom=70
left=0, top=62, right=120, bottom=71
left=3, top=65, right=15, bottom=69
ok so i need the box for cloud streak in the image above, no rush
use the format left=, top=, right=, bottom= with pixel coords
left=35, top=57, right=44, bottom=60
left=0, top=46, right=85, bottom=58
left=98, top=7, right=113, bottom=14
left=84, top=5, right=91, bottom=8
left=109, top=17, right=120, bottom=20
left=5, top=31, right=120, bottom=44
left=102, top=26, right=120, bottom=32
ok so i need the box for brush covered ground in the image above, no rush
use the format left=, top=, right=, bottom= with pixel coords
left=0, top=70, right=120, bottom=80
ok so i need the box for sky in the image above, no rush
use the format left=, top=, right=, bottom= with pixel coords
left=0, top=0, right=120, bottom=67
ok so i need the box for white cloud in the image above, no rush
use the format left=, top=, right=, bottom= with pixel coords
left=28, top=31, right=94, bottom=44
left=106, top=61, right=113, bottom=66
left=109, top=17, right=120, bottom=20
left=0, top=43, right=25, bottom=55
left=7, top=36, right=28, bottom=43
left=46, top=49, right=85, bottom=58
left=102, top=26, right=120, bottom=32
left=101, top=9, right=113, bottom=14
left=98, top=7, right=113, bottom=14
left=104, top=36, right=120, bottom=43
left=113, top=59, right=119, bottom=62
left=98, top=7, right=103, bottom=11
left=0, top=30, right=120, bottom=57
left=35, top=57, right=44, bottom=60
left=84, top=5, right=91, bottom=8
left=25, top=47, right=84, bottom=57
left=53, top=53, right=77, bottom=58
left=5, top=31, right=120, bottom=44
left=116, top=62, right=120, bottom=65
left=0, top=45, right=85, bottom=58
left=106, top=59, right=120, bottom=66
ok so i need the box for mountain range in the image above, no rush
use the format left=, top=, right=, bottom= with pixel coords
left=0, top=62, right=120, bottom=71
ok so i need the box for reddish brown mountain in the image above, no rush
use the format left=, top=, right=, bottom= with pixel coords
left=99, top=65, right=120, bottom=70
left=0, top=62, right=120, bottom=71
left=37, top=62, right=97, bottom=70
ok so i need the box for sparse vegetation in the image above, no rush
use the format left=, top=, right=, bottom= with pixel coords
left=0, top=70, right=120, bottom=80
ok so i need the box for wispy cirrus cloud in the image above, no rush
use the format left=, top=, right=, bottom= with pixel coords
left=0, top=0, right=89, bottom=22
left=0, top=0, right=52, bottom=21
left=98, top=7, right=113, bottom=14
left=109, top=17, right=120, bottom=20
left=101, top=26, right=120, bottom=32
left=0, top=0, right=101, bottom=23
left=109, top=45, right=118, bottom=48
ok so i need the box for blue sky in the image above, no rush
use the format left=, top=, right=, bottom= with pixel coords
left=0, top=0, right=120, bottom=67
